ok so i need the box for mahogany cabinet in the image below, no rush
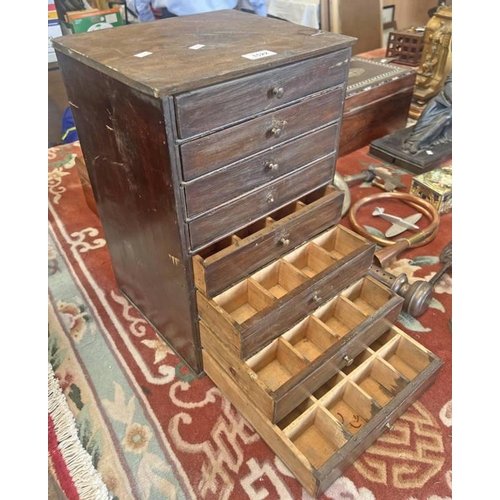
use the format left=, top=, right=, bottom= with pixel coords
left=53, top=11, right=441, bottom=496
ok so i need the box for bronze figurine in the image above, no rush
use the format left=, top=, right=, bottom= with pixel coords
left=402, top=72, right=451, bottom=155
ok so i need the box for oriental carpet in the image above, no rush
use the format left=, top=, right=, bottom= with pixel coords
left=48, top=141, right=452, bottom=500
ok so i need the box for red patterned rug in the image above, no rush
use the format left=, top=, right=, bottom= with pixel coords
left=48, top=141, right=451, bottom=500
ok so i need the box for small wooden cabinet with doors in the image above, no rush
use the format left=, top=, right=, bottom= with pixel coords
left=53, top=10, right=442, bottom=496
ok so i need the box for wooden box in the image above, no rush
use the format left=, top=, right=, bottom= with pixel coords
left=53, top=11, right=355, bottom=374
left=410, top=164, right=452, bottom=215
left=339, top=57, right=416, bottom=157
left=53, top=13, right=442, bottom=497
left=386, top=26, right=425, bottom=66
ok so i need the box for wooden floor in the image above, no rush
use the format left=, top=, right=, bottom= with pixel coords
left=48, top=64, right=70, bottom=147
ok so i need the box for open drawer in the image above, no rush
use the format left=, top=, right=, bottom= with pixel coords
left=196, top=225, right=376, bottom=359
left=203, top=325, right=443, bottom=498
left=200, top=275, right=403, bottom=423
left=193, top=184, right=345, bottom=297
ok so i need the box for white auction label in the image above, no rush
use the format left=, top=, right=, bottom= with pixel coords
left=241, top=50, right=277, bottom=60
left=189, top=44, right=205, bottom=50
left=134, top=51, right=152, bottom=58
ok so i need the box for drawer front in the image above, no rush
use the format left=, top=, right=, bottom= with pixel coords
left=199, top=274, right=404, bottom=423
left=175, top=49, right=350, bottom=139
left=202, top=326, right=443, bottom=498
left=193, top=185, right=345, bottom=297
left=188, top=154, right=334, bottom=251
left=180, top=86, right=344, bottom=181
left=184, top=124, right=338, bottom=218
left=196, top=225, right=376, bottom=360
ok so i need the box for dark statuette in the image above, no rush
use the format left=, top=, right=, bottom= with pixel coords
left=402, top=72, right=452, bottom=154
left=368, top=71, right=452, bottom=174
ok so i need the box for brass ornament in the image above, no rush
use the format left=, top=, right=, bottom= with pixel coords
left=409, top=5, right=452, bottom=120
left=348, top=192, right=440, bottom=267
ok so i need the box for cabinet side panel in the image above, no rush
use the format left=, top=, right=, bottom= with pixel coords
left=56, top=51, right=202, bottom=374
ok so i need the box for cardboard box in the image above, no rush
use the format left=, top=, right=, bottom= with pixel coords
left=410, top=165, right=452, bottom=215
left=65, top=8, right=123, bottom=33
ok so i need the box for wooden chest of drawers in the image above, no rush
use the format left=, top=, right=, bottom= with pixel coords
left=53, top=10, right=355, bottom=374
left=53, top=11, right=441, bottom=497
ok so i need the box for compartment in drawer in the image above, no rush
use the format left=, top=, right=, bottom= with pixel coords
left=188, top=154, right=334, bottom=251
left=374, top=333, right=434, bottom=381
left=192, top=184, right=345, bottom=297
left=214, top=279, right=275, bottom=325
left=197, top=225, right=376, bottom=360
left=180, top=86, right=344, bottom=180
left=351, top=357, right=409, bottom=407
left=284, top=316, right=341, bottom=362
left=202, top=324, right=442, bottom=498
left=248, top=338, right=308, bottom=391
left=312, top=296, right=368, bottom=338
left=199, top=274, right=403, bottom=423
left=341, top=275, right=396, bottom=315
left=174, top=49, right=350, bottom=140
left=283, top=243, right=336, bottom=278
left=321, top=380, right=379, bottom=435
left=183, top=124, right=338, bottom=218
left=287, top=406, right=348, bottom=469
left=252, top=260, right=307, bottom=299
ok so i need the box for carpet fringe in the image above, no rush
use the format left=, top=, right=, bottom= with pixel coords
left=48, top=362, right=113, bottom=500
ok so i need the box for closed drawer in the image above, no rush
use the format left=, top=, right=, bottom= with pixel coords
left=203, top=325, right=443, bottom=497
left=175, top=49, right=350, bottom=139
left=196, top=225, right=375, bottom=360
left=188, top=154, right=334, bottom=251
left=200, top=274, right=404, bottom=423
left=193, top=184, right=344, bottom=297
left=184, top=124, right=338, bottom=218
left=180, top=86, right=344, bottom=181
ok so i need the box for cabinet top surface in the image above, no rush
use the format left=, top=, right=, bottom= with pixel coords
left=52, top=10, right=355, bottom=97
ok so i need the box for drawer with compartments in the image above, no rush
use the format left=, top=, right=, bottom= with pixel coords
left=199, top=274, right=404, bottom=423
left=202, top=325, right=442, bottom=497
left=196, top=225, right=376, bottom=359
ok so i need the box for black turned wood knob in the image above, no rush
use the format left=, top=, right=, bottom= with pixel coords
left=272, top=86, right=285, bottom=98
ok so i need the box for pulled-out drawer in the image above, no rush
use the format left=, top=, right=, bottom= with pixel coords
left=203, top=325, right=443, bottom=498
left=180, top=86, right=344, bottom=180
left=196, top=225, right=375, bottom=359
left=174, top=49, right=350, bottom=139
left=188, top=154, right=334, bottom=251
left=200, top=275, right=403, bottom=423
left=184, top=124, right=338, bottom=218
left=193, top=184, right=344, bottom=297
